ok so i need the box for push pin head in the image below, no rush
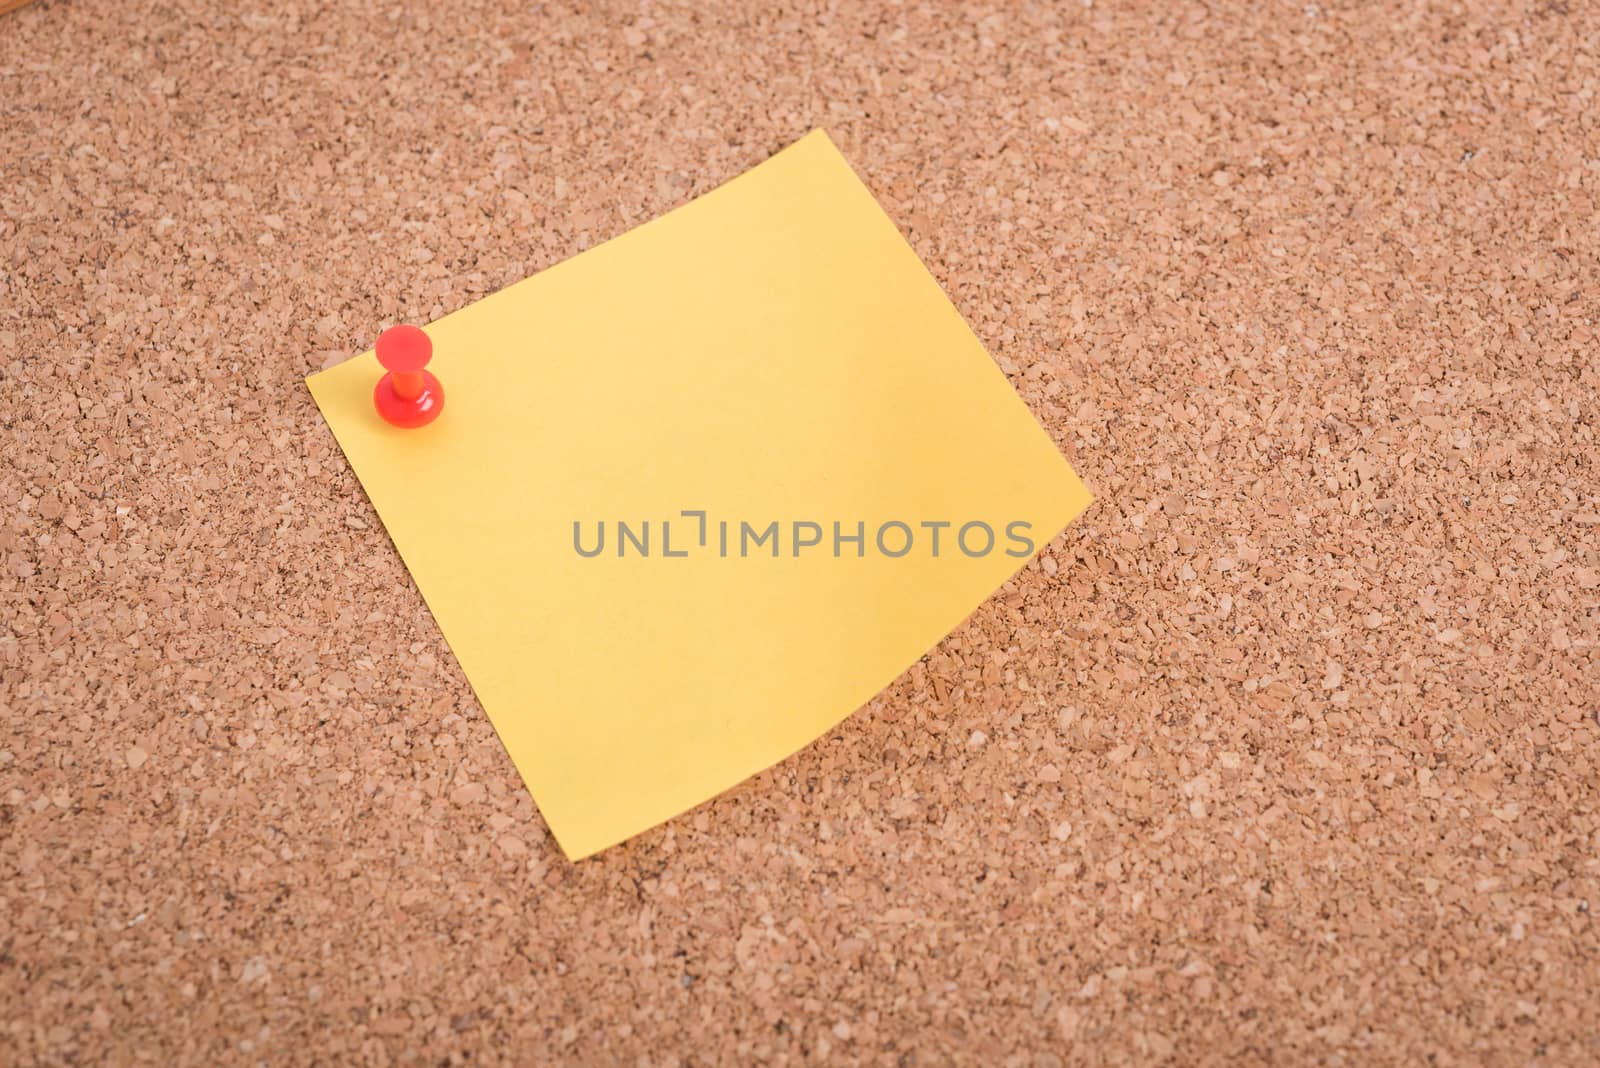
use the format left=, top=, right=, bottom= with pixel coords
left=373, top=324, right=445, bottom=428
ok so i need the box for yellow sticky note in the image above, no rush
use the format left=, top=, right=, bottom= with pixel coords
left=307, top=130, right=1091, bottom=859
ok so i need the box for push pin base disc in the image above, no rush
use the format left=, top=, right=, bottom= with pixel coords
left=374, top=371, right=445, bottom=428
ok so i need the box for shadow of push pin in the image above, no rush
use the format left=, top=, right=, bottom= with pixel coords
left=373, top=325, right=445, bottom=428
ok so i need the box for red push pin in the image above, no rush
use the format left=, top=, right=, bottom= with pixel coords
left=373, top=324, right=444, bottom=428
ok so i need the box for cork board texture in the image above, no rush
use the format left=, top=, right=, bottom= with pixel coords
left=1, top=0, right=1596, bottom=1064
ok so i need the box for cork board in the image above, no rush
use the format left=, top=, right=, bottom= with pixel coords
left=2, top=0, right=1596, bottom=1064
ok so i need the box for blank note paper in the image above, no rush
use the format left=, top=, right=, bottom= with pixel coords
left=306, top=130, right=1092, bottom=858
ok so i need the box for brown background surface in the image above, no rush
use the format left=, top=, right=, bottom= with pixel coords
left=3, top=0, right=1597, bottom=1063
